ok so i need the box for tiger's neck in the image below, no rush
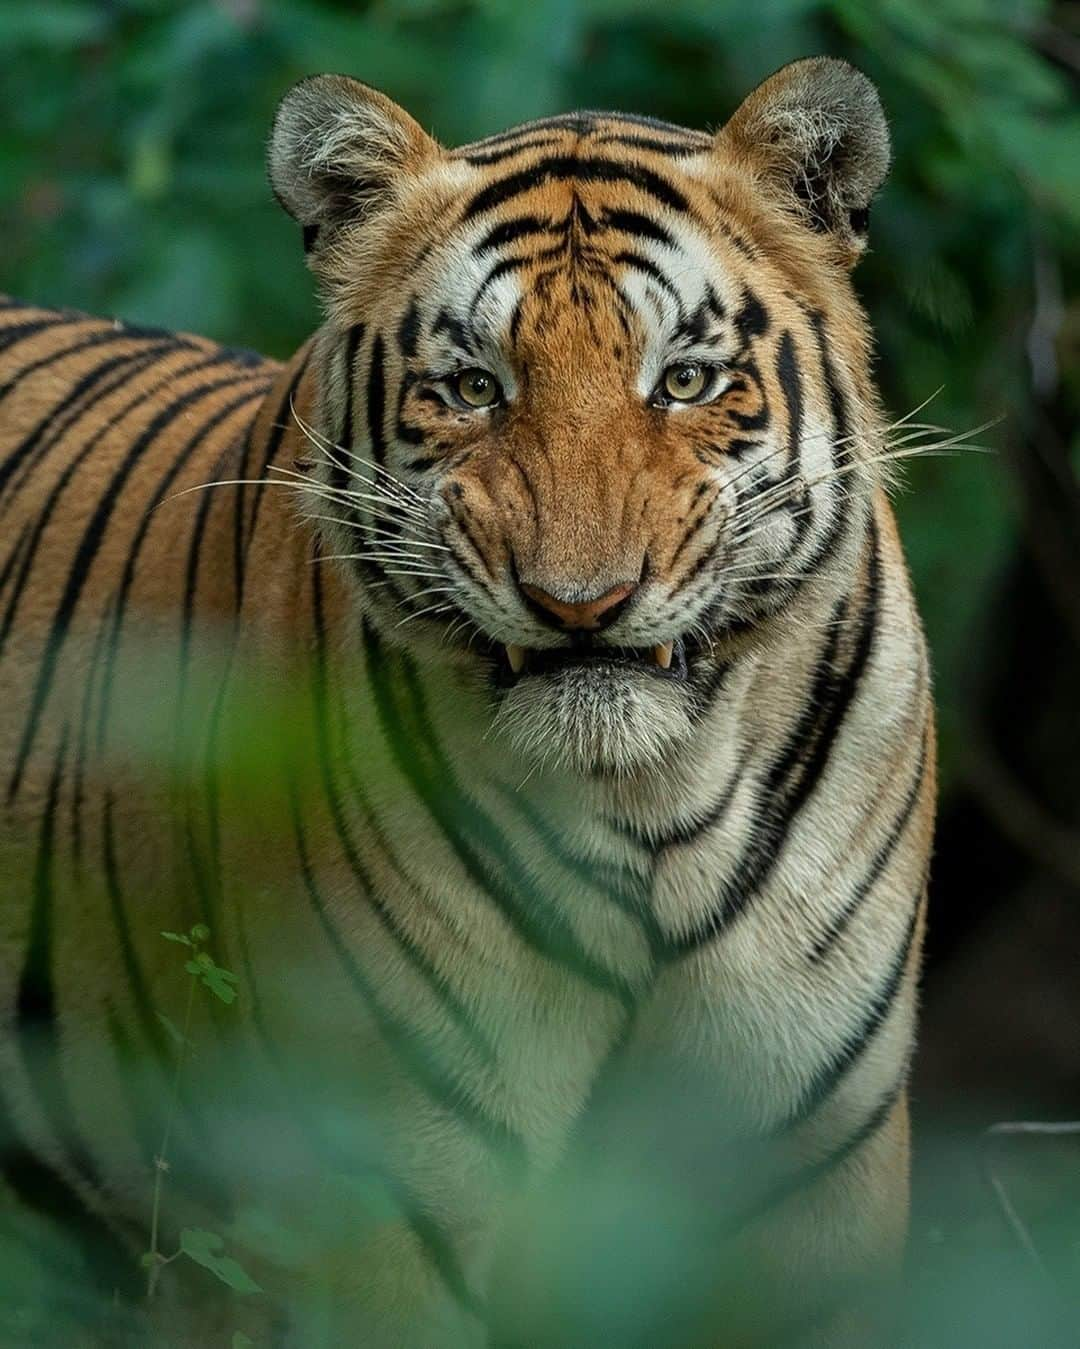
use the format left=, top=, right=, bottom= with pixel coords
left=242, top=344, right=876, bottom=857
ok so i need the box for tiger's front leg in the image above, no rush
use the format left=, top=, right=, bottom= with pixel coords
left=714, top=1091, right=912, bottom=1349
left=281, top=1216, right=491, bottom=1349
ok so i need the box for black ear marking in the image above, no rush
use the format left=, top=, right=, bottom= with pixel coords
left=848, top=206, right=870, bottom=235
left=267, top=73, right=441, bottom=251
left=722, top=57, right=890, bottom=263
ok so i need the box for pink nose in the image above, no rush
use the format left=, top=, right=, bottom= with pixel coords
left=520, top=581, right=637, bottom=631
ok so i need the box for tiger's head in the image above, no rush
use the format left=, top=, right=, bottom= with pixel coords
left=268, top=58, right=890, bottom=774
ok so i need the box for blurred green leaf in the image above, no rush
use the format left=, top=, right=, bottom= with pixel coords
left=180, top=1229, right=263, bottom=1295
left=0, top=1, right=108, bottom=48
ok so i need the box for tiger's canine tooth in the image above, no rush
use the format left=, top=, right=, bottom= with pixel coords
left=506, top=644, right=526, bottom=674
left=654, top=641, right=674, bottom=669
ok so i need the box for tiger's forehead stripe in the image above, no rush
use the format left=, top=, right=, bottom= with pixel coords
left=461, top=155, right=693, bottom=222
left=454, top=108, right=712, bottom=156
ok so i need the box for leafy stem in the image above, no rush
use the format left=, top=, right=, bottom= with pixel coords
left=144, top=926, right=260, bottom=1302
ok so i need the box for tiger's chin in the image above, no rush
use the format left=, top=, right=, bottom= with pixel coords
left=491, top=657, right=696, bottom=777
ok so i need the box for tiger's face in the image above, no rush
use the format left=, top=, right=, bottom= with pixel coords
left=270, top=60, right=890, bottom=773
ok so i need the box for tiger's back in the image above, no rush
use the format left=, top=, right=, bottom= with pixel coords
left=0, top=305, right=283, bottom=1301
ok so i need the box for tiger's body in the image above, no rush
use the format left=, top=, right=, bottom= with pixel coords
left=1, top=59, right=934, bottom=1347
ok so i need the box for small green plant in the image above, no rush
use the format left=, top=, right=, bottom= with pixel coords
left=142, top=925, right=261, bottom=1304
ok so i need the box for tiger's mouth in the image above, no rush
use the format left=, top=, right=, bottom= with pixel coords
left=494, top=637, right=690, bottom=686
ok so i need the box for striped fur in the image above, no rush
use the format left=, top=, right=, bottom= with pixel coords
left=0, top=58, right=933, bottom=1347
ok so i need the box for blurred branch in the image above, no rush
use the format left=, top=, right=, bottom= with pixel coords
left=963, top=734, right=1080, bottom=891
left=979, top=1120, right=1080, bottom=1282
left=1026, top=232, right=1063, bottom=399
left=1031, top=22, right=1080, bottom=79
left=1006, top=228, right=1080, bottom=648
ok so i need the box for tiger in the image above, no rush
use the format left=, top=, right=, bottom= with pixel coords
left=0, top=56, right=934, bottom=1347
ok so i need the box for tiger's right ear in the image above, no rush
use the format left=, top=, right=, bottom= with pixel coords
left=268, top=75, right=441, bottom=253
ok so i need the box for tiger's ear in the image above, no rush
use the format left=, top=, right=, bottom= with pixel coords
left=720, top=57, right=890, bottom=265
left=268, top=74, right=441, bottom=253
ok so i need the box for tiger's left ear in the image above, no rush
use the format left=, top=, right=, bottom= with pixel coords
left=268, top=74, right=442, bottom=255
left=719, top=57, right=890, bottom=266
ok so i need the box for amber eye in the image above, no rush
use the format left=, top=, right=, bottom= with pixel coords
left=661, top=362, right=710, bottom=403
left=454, top=368, right=502, bottom=409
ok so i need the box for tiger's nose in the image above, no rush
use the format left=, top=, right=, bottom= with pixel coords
left=519, top=580, right=638, bottom=631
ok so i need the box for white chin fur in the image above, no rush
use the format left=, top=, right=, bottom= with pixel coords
left=491, top=667, right=694, bottom=775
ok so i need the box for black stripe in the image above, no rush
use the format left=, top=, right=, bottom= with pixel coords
left=754, top=313, right=860, bottom=608
left=106, top=383, right=267, bottom=719
left=663, top=560, right=882, bottom=953
left=734, top=1070, right=907, bottom=1233
left=463, top=135, right=566, bottom=166
left=365, top=626, right=640, bottom=1005
left=593, top=132, right=705, bottom=156
left=7, top=361, right=258, bottom=803
left=666, top=524, right=724, bottom=602
left=776, top=518, right=881, bottom=821
left=290, top=790, right=522, bottom=1166
left=16, top=727, right=105, bottom=1196
left=307, top=571, right=521, bottom=1160
left=582, top=109, right=709, bottom=137
left=176, top=391, right=275, bottom=928
left=100, top=793, right=175, bottom=1063
left=232, top=417, right=255, bottom=606
left=463, top=155, right=690, bottom=221
left=333, top=322, right=366, bottom=486
left=688, top=658, right=734, bottom=724
left=508, top=299, right=525, bottom=346
left=0, top=519, right=31, bottom=599
left=734, top=289, right=769, bottom=344
left=458, top=119, right=578, bottom=150
left=244, top=350, right=311, bottom=546
left=0, top=345, right=209, bottom=661
left=469, top=256, right=533, bottom=320
left=599, top=208, right=674, bottom=248
left=432, top=308, right=475, bottom=356
left=642, top=748, right=748, bottom=855
left=778, top=900, right=920, bottom=1132
left=308, top=564, right=501, bottom=1070
left=776, top=329, right=803, bottom=483
left=0, top=1086, right=138, bottom=1300
left=612, top=250, right=683, bottom=307
left=0, top=314, right=79, bottom=360
left=473, top=215, right=556, bottom=255
left=469, top=111, right=601, bottom=141
left=795, top=311, right=855, bottom=578
left=69, top=608, right=113, bottom=867
left=366, top=332, right=388, bottom=469
left=491, top=783, right=663, bottom=955
left=94, top=379, right=268, bottom=942
left=397, top=301, right=421, bottom=358
left=0, top=323, right=144, bottom=408
left=668, top=484, right=720, bottom=571
left=810, top=720, right=929, bottom=961
left=0, top=338, right=184, bottom=506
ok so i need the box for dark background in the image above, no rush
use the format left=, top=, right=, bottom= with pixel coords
left=3, top=0, right=1079, bottom=1341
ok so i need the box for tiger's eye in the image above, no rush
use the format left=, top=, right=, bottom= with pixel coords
left=455, top=368, right=501, bottom=408
left=663, top=363, right=708, bottom=402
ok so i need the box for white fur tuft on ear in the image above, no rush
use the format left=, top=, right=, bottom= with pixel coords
left=268, top=74, right=440, bottom=251
left=721, top=57, right=890, bottom=263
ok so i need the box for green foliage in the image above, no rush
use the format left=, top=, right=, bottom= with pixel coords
left=180, top=1227, right=263, bottom=1295
left=142, top=923, right=253, bottom=1316
left=184, top=951, right=240, bottom=1005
